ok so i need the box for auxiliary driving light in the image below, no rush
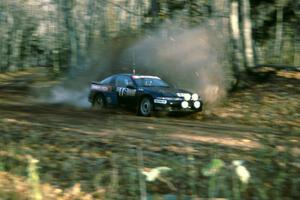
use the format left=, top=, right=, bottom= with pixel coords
left=183, top=93, right=191, bottom=101
left=194, top=101, right=201, bottom=109
left=181, top=101, right=189, bottom=109
left=191, top=93, right=199, bottom=101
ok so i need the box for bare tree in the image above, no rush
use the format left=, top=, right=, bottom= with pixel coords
left=59, top=0, right=79, bottom=69
left=274, top=0, right=286, bottom=63
left=241, top=0, right=256, bottom=68
left=230, top=0, right=246, bottom=76
left=294, top=0, right=300, bottom=66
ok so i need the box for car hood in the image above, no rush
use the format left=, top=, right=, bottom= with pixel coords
left=140, top=86, right=191, bottom=97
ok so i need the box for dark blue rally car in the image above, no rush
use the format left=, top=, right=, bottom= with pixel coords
left=88, top=73, right=203, bottom=116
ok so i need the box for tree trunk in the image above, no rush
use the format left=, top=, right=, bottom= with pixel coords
left=86, top=0, right=95, bottom=49
left=293, top=1, right=300, bottom=66
left=151, top=0, right=159, bottom=25
left=61, top=0, right=78, bottom=69
left=9, top=29, right=23, bottom=71
left=100, top=1, right=108, bottom=39
left=0, top=28, right=9, bottom=72
left=241, top=0, right=255, bottom=68
left=294, top=32, right=300, bottom=67
left=274, top=3, right=283, bottom=63
left=230, top=0, right=246, bottom=76
left=212, top=0, right=230, bottom=33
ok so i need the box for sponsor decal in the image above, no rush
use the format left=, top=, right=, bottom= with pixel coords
left=154, top=99, right=167, bottom=104
left=91, top=84, right=111, bottom=92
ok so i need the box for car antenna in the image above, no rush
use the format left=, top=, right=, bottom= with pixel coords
left=132, top=51, right=136, bottom=74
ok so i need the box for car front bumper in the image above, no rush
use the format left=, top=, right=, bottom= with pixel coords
left=153, top=99, right=203, bottom=113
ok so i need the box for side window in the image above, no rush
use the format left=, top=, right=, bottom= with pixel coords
left=115, top=76, right=133, bottom=87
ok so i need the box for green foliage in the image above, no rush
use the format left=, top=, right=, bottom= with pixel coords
left=27, top=156, right=42, bottom=200
left=202, top=158, right=225, bottom=177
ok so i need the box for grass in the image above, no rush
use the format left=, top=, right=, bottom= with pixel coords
left=0, top=126, right=299, bottom=199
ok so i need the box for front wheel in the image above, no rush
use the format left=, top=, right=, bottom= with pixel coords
left=138, top=97, right=153, bottom=117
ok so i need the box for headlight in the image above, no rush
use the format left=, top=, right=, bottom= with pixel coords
left=181, top=101, right=189, bottom=108
left=194, top=101, right=201, bottom=109
left=183, top=93, right=191, bottom=101
left=177, top=93, right=191, bottom=101
left=191, top=93, right=199, bottom=101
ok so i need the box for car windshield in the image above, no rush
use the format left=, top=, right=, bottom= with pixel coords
left=100, top=76, right=113, bottom=84
left=133, top=77, right=169, bottom=87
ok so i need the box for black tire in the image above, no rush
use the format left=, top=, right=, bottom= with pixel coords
left=92, top=94, right=105, bottom=110
left=138, top=97, right=153, bottom=117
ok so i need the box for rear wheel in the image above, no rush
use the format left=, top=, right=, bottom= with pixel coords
left=93, top=94, right=105, bottom=110
left=139, top=97, right=153, bottom=117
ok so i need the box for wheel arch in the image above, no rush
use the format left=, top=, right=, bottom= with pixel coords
left=138, top=94, right=154, bottom=104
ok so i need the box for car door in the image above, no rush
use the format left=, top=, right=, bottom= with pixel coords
left=115, top=75, right=137, bottom=107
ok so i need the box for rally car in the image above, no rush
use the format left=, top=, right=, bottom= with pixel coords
left=88, top=73, right=203, bottom=116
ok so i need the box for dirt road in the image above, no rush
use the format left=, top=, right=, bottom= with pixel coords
left=1, top=70, right=299, bottom=153
left=0, top=71, right=289, bottom=152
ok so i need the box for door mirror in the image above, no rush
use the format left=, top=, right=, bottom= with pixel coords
left=126, top=85, right=136, bottom=89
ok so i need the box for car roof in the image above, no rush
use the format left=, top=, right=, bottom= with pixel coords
left=115, top=73, right=134, bottom=76
left=114, top=73, right=160, bottom=78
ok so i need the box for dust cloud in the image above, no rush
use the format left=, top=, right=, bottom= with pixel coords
left=35, top=41, right=113, bottom=108
left=38, top=20, right=232, bottom=108
left=121, top=21, right=233, bottom=105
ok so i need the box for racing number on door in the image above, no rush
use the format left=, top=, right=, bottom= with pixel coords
left=118, top=87, right=127, bottom=96
left=117, top=87, right=136, bottom=96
